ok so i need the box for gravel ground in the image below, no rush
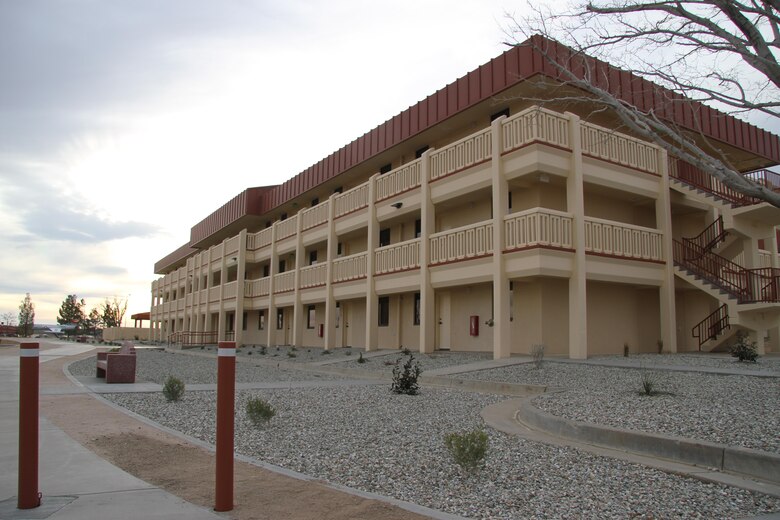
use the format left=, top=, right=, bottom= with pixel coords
left=68, top=349, right=342, bottom=384
left=460, top=361, right=780, bottom=453
left=585, top=353, right=780, bottom=373
left=344, top=350, right=493, bottom=373
left=103, top=385, right=780, bottom=520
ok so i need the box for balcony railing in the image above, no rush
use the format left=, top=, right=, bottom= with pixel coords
left=333, top=252, right=368, bottom=282
left=504, top=208, right=573, bottom=251
left=584, top=217, right=663, bottom=262
left=300, top=201, right=329, bottom=231
left=276, top=216, right=298, bottom=240
left=245, top=277, right=270, bottom=297
left=375, top=239, right=420, bottom=275
left=223, top=280, right=237, bottom=299
left=430, top=221, right=493, bottom=265
left=247, top=227, right=273, bottom=250
left=429, top=127, right=492, bottom=182
left=501, top=106, right=570, bottom=153
left=334, top=183, right=369, bottom=218
left=299, top=264, right=327, bottom=288
left=668, top=159, right=780, bottom=207
left=273, top=271, right=296, bottom=293
left=375, top=159, right=422, bottom=201
left=580, top=121, right=661, bottom=175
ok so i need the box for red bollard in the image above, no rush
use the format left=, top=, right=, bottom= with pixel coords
left=214, top=341, right=235, bottom=512
left=18, top=342, right=40, bottom=509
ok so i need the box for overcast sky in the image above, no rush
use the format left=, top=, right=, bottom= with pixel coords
left=0, top=0, right=523, bottom=324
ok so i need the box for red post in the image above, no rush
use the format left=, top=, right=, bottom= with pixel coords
left=18, top=342, right=40, bottom=509
left=214, top=341, right=235, bottom=512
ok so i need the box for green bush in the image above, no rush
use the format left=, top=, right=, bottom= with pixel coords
left=163, top=376, right=185, bottom=402
left=639, top=370, right=657, bottom=396
left=391, top=354, right=422, bottom=395
left=730, top=331, right=758, bottom=362
left=357, top=352, right=366, bottom=363
left=444, top=429, right=489, bottom=473
left=246, top=397, right=276, bottom=427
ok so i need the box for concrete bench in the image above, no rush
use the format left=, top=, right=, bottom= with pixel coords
left=96, top=341, right=137, bottom=383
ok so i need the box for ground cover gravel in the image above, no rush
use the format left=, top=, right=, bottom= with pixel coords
left=344, top=350, right=493, bottom=373
left=104, top=383, right=780, bottom=519
left=68, top=349, right=341, bottom=384
left=587, top=353, right=780, bottom=373
left=460, top=360, right=780, bottom=453
left=80, top=353, right=780, bottom=519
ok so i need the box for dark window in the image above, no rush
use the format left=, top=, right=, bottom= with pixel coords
left=276, top=309, right=284, bottom=330
left=259, top=310, right=265, bottom=330
left=508, top=191, right=512, bottom=210
left=307, top=305, right=315, bottom=328
left=280, top=213, right=287, bottom=221
left=379, top=163, right=392, bottom=174
left=309, top=250, right=317, bottom=265
left=415, top=145, right=429, bottom=158
left=265, top=221, right=272, bottom=228
left=278, top=260, right=286, bottom=273
left=379, top=228, right=391, bottom=247
left=413, top=293, right=421, bottom=326
left=212, top=271, right=221, bottom=286
left=227, top=313, right=235, bottom=332
left=490, top=108, right=510, bottom=121
left=378, top=296, right=390, bottom=327
left=333, top=186, right=343, bottom=194
left=337, top=242, right=343, bottom=256
left=242, top=312, right=247, bottom=331
left=263, top=264, right=270, bottom=277
left=311, top=197, right=319, bottom=206
left=415, top=219, right=421, bottom=238
left=335, top=302, right=340, bottom=328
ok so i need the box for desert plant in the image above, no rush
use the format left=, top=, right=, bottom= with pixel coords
left=730, top=331, right=758, bottom=362
left=639, top=370, right=657, bottom=396
left=401, top=346, right=411, bottom=356
left=259, top=345, right=267, bottom=355
left=287, top=351, right=297, bottom=358
left=391, top=354, right=422, bottom=395
left=321, top=349, right=331, bottom=355
left=357, top=352, right=366, bottom=363
left=531, top=344, right=545, bottom=368
left=163, top=376, right=185, bottom=402
left=246, top=397, right=276, bottom=427
left=623, top=342, right=629, bottom=357
left=444, top=428, right=489, bottom=473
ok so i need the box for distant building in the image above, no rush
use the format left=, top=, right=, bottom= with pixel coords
left=150, top=36, right=780, bottom=358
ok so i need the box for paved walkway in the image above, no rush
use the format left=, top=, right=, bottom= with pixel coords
left=0, top=340, right=223, bottom=520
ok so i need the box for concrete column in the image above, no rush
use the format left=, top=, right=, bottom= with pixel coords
left=292, top=213, right=304, bottom=348
left=234, top=229, right=247, bottom=347
left=565, top=112, right=588, bottom=360
left=419, top=149, right=435, bottom=354
left=217, top=244, right=226, bottom=342
left=657, top=148, right=678, bottom=353
left=365, top=174, right=379, bottom=351
left=267, top=224, right=278, bottom=348
left=490, top=115, right=510, bottom=360
left=323, top=195, right=337, bottom=350
left=770, top=226, right=779, bottom=269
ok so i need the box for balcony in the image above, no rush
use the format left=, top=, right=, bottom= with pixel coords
left=584, top=217, right=663, bottom=262
left=504, top=208, right=573, bottom=252
left=430, top=221, right=493, bottom=265
left=333, top=252, right=368, bottom=283
left=375, top=238, right=420, bottom=275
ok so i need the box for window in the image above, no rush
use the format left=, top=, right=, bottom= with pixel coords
left=337, top=242, right=343, bottom=256
left=508, top=191, right=512, bottom=210
left=378, top=296, right=390, bottom=327
left=490, top=108, right=510, bottom=121
left=333, top=186, right=343, bottom=194
left=276, top=309, right=284, bottom=330
left=242, top=312, right=248, bottom=330
left=379, top=228, right=391, bottom=247
left=278, top=260, right=286, bottom=273
left=311, top=197, right=319, bottom=206
left=413, top=293, right=421, bottom=326
left=259, top=310, right=265, bottom=330
left=212, top=270, right=221, bottom=286
left=263, top=264, right=270, bottom=277
left=379, top=163, right=392, bottom=174
left=307, top=305, right=315, bottom=328
left=415, top=145, right=429, bottom=158
left=309, top=250, right=317, bottom=265
left=280, top=212, right=287, bottom=221
left=227, top=313, right=235, bottom=332
left=415, top=219, right=421, bottom=238
left=335, top=302, right=340, bottom=328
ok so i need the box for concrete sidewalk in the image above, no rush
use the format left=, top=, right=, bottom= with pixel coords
left=0, top=342, right=224, bottom=520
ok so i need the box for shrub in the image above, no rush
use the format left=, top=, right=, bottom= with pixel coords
left=391, top=354, right=422, bottom=395
left=531, top=344, right=545, bottom=368
left=639, top=370, right=657, bottom=396
left=163, top=376, right=185, bottom=402
left=287, top=351, right=297, bottom=358
left=259, top=345, right=267, bottom=355
left=246, top=397, right=276, bottom=427
left=444, top=429, right=489, bottom=473
left=357, top=352, right=366, bottom=363
left=730, top=331, right=758, bottom=362
left=321, top=349, right=331, bottom=355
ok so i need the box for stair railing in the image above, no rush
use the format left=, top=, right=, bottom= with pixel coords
left=682, top=216, right=727, bottom=252
left=668, top=158, right=779, bottom=207
left=692, top=303, right=730, bottom=350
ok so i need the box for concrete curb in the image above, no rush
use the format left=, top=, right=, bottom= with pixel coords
left=517, top=398, right=780, bottom=486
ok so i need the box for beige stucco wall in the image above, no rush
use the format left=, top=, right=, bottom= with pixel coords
left=103, top=327, right=149, bottom=342
left=511, top=278, right=569, bottom=356
left=675, top=290, right=719, bottom=352
left=442, top=284, right=493, bottom=352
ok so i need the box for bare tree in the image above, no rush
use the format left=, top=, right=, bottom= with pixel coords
left=506, top=0, right=780, bottom=207
left=1, top=311, right=15, bottom=327
left=101, top=297, right=128, bottom=328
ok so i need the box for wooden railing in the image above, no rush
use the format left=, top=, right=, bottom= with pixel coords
left=273, top=271, right=296, bottom=293
left=501, top=107, right=570, bottom=153
left=692, top=304, right=730, bottom=350
left=333, top=184, right=369, bottom=218
left=429, top=127, right=492, bottom=182
left=375, top=239, right=420, bottom=275
left=429, top=221, right=493, bottom=265
left=504, top=208, right=573, bottom=251
left=375, top=159, right=422, bottom=201
left=300, top=201, right=329, bottom=231
left=584, top=217, right=663, bottom=261
left=299, top=264, right=327, bottom=288
left=580, top=121, right=660, bottom=174
left=275, top=216, right=298, bottom=240
left=332, top=252, right=367, bottom=282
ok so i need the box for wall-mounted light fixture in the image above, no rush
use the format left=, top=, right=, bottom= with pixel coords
left=391, top=202, right=403, bottom=209
left=539, top=173, right=550, bottom=183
